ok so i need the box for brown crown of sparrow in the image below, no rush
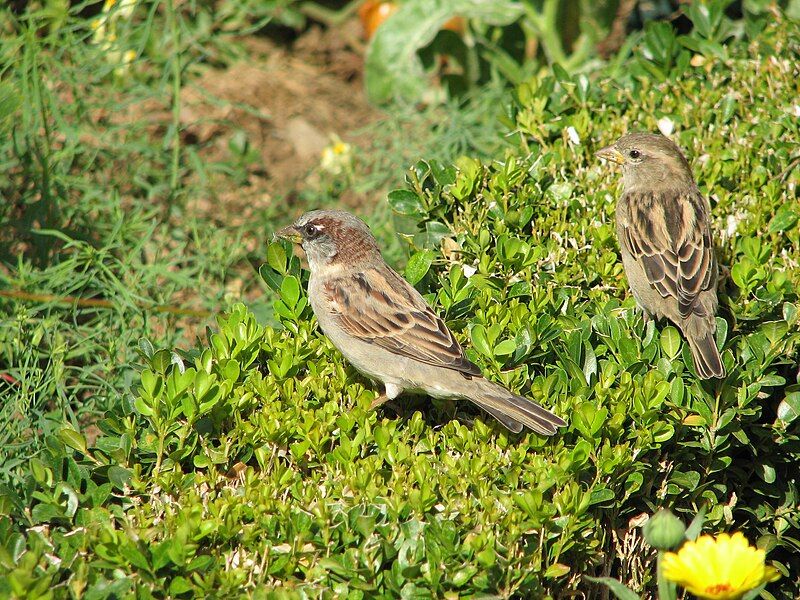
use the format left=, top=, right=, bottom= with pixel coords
left=597, top=132, right=725, bottom=379
left=276, top=210, right=566, bottom=435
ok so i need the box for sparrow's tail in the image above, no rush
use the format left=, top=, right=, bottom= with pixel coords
left=468, top=380, right=566, bottom=435
left=687, top=331, right=725, bottom=379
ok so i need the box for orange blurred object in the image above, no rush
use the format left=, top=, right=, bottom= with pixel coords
left=442, top=16, right=465, bottom=35
left=359, top=1, right=398, bottom=39
left=358, top=1, right=466, bottom=40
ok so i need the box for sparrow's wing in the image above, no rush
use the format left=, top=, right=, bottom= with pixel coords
left=323, top=266, right=482, bottom=377
left=620, top=189, right=716, bottom=318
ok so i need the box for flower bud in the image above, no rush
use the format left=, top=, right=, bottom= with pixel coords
left=643, top=509, right=686, bottom=550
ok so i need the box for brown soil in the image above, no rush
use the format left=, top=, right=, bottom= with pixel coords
left=180, top=20, right=381, bottom=220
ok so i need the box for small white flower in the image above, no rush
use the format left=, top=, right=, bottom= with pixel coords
left=726, top=214, right=739, bottom=237
left=462, top=264, right=477, bottom=278
left=657, top=117, right=675, bottom=136
left=566, top=126, right=580, bottom=145
left=793, top=105, right=800, bottom=118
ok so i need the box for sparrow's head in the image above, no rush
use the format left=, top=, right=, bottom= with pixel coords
left=275, top=210, right=381, bottom=272
left=596, top=132, right=694, bottom=191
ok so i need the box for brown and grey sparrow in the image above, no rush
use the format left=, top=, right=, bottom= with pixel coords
left=597, top=132, right=725, bottom=379
left=276, top=210, right=566, bottom=435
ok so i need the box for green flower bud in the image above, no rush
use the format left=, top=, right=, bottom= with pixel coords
left=643, top=509, right=686, bottom=550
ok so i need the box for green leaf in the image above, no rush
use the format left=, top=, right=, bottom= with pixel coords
left=169, top=577, right=193, bottom=595
left=267, top=241, right=287, bottom=272
left=259, top=264, right=283, bottom=292
left=740, top=584, right=770, bottom=600
left=758, top=462, right=776, bottom=483
left=660, top=327, right=682, bottom=359
left=544, top=563, right=570, bottom=578
left=684, top=506, right=706, bottom=541
left=493, top=339, right=517, bottom=356
left=138, top=338, right=154, bottom=359
left=424, top=221, right=452, bottom=247
left=150, top=349, right=172, bottom=374
left=119, top=543, right=151, bottom=571
left=134, top=396, right=154, bottom=417
left=584, top=576, right=641, bottom=600
left=388, top=189, right=425, bottom=217
left=57, top=427, right=87, bottom=455
left=583, top=342, right=597, bottom=381
left=280, top=275, right=302, bottom=308
left=777, top=392, right=800, bottom=424
left=470, top=325, right=492, bottom=358
left=0, top=82, right=21, bottom=123
left=715, top=317, right=728, bottom=347
left=108, top=466, right=132, bottom=490
left=30, top=458, right=51, bottom=486
left=588, top=487, right=615, bottom=506
left=31, top=503, right=64, bottom=523
left=365, top=0, right=524, bottom=104
left=405, top=250, right=435, bottom=285
left=768, top=202, right=799, bottom=233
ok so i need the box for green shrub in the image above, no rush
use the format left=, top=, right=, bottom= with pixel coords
left=2, top=5, right=799, bottom=600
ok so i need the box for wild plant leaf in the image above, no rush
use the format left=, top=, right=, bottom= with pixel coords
left=365, top=0, right=524, bottom=103
left=584, top=576, right=641, bottom=600
left=57, top=427, right=87, bottom=455
left=769, top=204, right=800, bottom=233
left=684, top=506, right=707, bottom=541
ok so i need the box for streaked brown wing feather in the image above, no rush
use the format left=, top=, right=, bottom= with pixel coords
left=621, top=189, right=716, bottom=318
left=324, top=267, right=482, bottom=377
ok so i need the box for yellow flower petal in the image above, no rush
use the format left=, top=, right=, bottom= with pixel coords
left=662, top=532, right=780, bottom=600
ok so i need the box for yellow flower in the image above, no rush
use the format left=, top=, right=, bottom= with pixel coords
left=102, top=0, right=137, bottom=19
left=662, top=532, right=780, bottom=600
left=320, top=137, right=353, bottom=176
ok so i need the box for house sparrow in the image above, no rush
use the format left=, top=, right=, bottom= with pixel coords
left=596, top=133, right=725, bottom=379
left=275, top=210, right=566, bottom=435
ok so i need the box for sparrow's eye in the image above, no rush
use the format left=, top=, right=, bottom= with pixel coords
left=628, top=149, right=642, bottom=160
left=303, top=223, right=322, bottom=239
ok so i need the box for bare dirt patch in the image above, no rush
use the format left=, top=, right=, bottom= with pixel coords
left=180, top=23, right=380, bottom=220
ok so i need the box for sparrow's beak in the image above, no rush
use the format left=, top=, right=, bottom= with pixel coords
left=595, top=145, right=626, bottom=165
left=274, top=224, right=302, bottom=244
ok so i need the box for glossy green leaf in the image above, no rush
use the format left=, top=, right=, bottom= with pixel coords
left=660, top=326, right=682, bottom=359
left=387, top=189, right=425, bottom=217
left=405, top=250, right=436, bottom=285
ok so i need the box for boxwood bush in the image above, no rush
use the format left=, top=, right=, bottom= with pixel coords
left=2, top=6, right=799, bottom=599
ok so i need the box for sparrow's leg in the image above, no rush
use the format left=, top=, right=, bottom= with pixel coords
left=635, top=303, right=652, bottom=324
left=370, top=393, right=389, bottom=409
left=718, top=263, right=730, bottom=285
left=370, top=383, right=403, bottom=412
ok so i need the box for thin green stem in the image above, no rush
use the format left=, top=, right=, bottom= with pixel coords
left=299, top=0, right=362, bottom=27
left=657, top=551, right=678, bottom=600
left=522, top=0, right=567, bottom=66
left=154, top=432, right=166, bottom=474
